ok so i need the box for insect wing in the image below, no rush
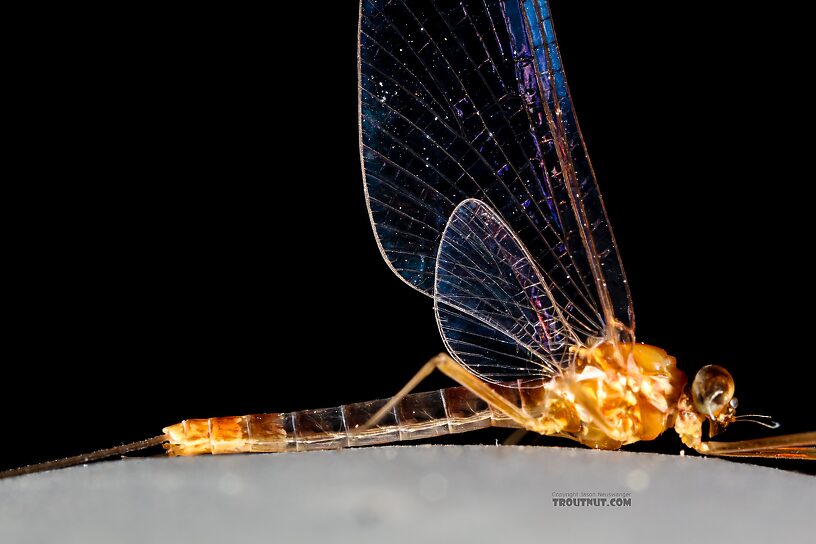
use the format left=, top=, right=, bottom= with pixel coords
left=435, top=199, right=588, bottom=384
left=360, top=0, right=633, bottom=342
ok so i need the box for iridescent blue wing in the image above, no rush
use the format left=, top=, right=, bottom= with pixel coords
left=360, top=0, right=633, bottom=376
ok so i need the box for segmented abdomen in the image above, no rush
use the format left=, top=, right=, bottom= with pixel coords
left=163, top=386, right=518, bottom=456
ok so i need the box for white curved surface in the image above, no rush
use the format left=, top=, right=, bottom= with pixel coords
left=1, top=445, right=813, bottom=543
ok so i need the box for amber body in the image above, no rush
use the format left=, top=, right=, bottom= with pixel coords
left=553, top=342, right=687, bottom=449
left=164, top=343, right=688, bottom=456
left=164, top=386, right=518, bottom=456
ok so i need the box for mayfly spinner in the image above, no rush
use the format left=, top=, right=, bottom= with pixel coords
left=4, top=0, right=813, bottom=478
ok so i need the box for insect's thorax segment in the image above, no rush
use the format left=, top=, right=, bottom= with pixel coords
left=530, top=342, right=688, bottom=449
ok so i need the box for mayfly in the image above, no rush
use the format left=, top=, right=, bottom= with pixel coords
left=4, top=0, right=814, bottom=478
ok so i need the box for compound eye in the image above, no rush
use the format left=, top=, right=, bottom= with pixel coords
left=691, top=365, right=735, bottom=418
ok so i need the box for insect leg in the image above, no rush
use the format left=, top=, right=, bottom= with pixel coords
left=358, top=354, right=442, bottom=432
left=362, top=352, right=542, bottom=432
left=696, top=431, right=816, bottom=460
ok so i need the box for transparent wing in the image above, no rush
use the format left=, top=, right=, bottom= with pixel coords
left=360, top=0, right=633, bottom=343
left=435, top=199, right=589, bottom=385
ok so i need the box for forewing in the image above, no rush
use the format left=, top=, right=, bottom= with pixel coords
left=435, top=199, right=589, bottom=384
left=360, top=0, right=633, bottom=340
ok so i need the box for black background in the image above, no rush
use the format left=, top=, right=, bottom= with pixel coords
left=4, top=2, right=814, bottom=474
